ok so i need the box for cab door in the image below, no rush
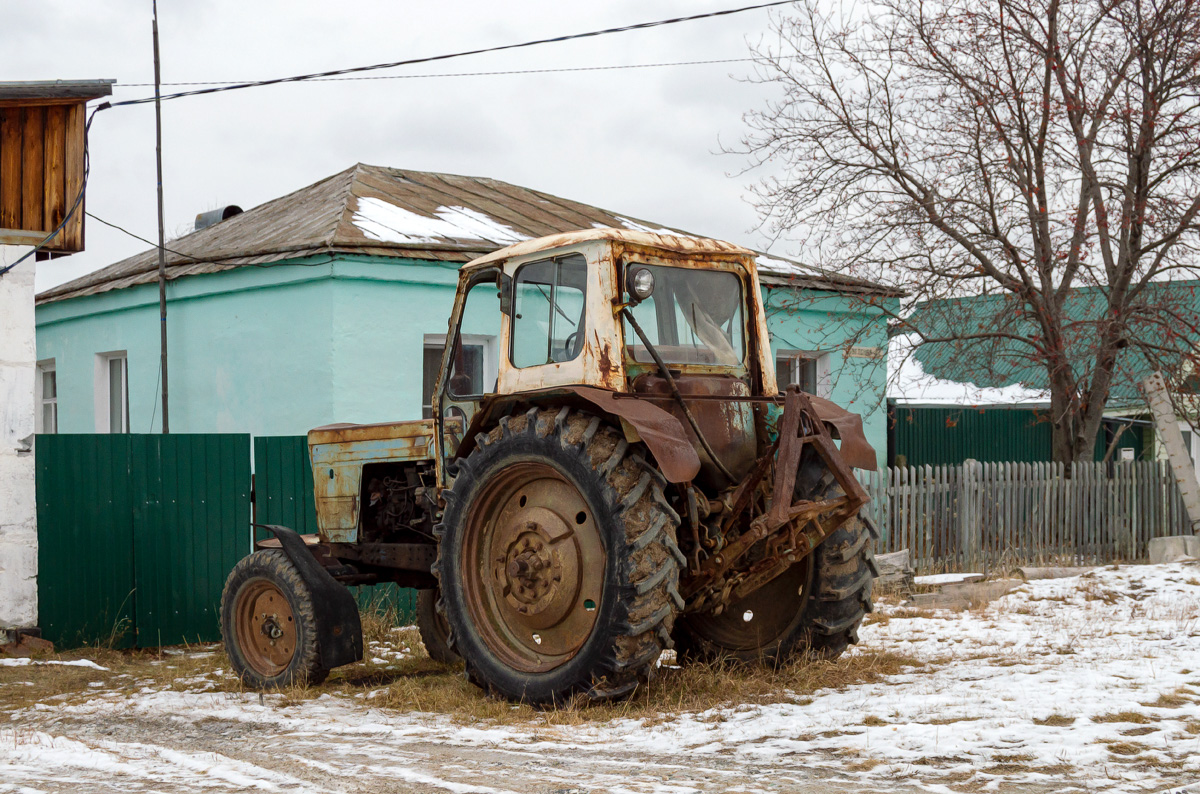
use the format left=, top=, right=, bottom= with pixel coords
left=434, top=268, right=503, bottom=466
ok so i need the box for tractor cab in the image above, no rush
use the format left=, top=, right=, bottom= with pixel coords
left=434, top=228, right=778, bottom=488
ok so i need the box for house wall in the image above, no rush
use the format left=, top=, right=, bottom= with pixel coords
left=0, top=245, right=37, bottom=632
left=35, top=258, right=894, bottom=467
left=763, top=286, right=894, bottom=468
left=36, top=261, right=339, bottom=436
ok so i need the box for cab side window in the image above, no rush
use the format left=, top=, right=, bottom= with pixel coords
left=511, top=254, right=588, bottom=368
left=445, top=278, right=501, bottom=398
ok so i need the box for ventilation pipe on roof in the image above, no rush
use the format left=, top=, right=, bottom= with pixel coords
left=194, top=205, right=243, bottom=231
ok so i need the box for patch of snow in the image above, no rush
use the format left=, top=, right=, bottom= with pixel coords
left=0, top=658, right=108, bottom=670
left=914, top=572, right=984, bottom=586
left=352, top=197, right=530, bottom=247
left=889, top=332, right=1051, bottom=406
left=613, top=217, right=693, bottom=238
left=754, top=254, right=811, bottom=278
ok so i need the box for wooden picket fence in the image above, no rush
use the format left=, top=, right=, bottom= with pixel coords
left=855, top=460, right=1193, bottom=574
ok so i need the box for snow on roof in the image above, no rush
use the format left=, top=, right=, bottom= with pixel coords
left=889, top=334, right=1051, bottom=406
left=352, top=198, right=531, bottom=247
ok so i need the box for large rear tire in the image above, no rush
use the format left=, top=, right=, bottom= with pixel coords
left=220, top=550, right=328, bottom=688
left=417, top=588, right=459, bottom=664
left=434, top=407, right=684, bottom=704
left=674, top=470, right=877, bottom=664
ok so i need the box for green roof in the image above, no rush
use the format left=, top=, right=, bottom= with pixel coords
left=909, top=281, right=1200, bottom=406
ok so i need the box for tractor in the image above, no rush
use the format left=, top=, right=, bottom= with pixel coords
left=220, top=228, right=879, bottom=704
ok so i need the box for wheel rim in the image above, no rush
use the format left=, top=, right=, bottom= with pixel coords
left=684, top=561, right=812, bottom=653
left=461, top=462, right=606, bottom=673
left=234, top=578, right=297, bottom=677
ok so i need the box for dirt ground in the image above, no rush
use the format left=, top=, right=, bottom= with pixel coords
left=3, top=561, right=1199, bottom=793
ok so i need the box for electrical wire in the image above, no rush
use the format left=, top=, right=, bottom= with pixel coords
left=10, top=2, right=794, bottom=277
left=104, top=1, right=796, bottom=107
left=84, top=211, right=342, bottom=270
left=112, top=57, right=758, bottom=87
left=0, top=108, right=99, bottom=278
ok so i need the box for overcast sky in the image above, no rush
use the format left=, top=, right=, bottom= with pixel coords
left=6, top=0, right=795, bottom=293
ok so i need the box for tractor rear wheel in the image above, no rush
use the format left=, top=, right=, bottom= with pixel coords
left=434, top=407, right=684, bottom=704
left=417, top=588, right=459, bottom=664
left=674, top=470, right=877, bottom=664
left=220, top=550, right=327, bottom=688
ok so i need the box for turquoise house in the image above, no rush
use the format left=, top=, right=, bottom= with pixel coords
left=35, top=164, right=897, bottom=466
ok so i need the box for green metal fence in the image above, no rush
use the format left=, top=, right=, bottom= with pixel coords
left=36, top=434, right=251, bottom=649
left=890, top=405, right=1150, bottom=466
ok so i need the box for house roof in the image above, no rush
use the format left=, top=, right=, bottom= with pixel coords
left=37, top=163, right=896, bottom=305
left=907, top=284, right=1200, bottom=407
left=0, top=80, right=115, bottom=101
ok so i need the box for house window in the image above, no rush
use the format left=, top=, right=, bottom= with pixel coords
left=35, top=359, right=57, bottom=434
left=95, top=352, right=128, bottom=433
left=422, top=334, right=497, bottom=419
left=776, top=350, right=831, bottom=398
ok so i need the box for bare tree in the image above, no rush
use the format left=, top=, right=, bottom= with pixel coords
left=744, top=0, right=1200, bottom=462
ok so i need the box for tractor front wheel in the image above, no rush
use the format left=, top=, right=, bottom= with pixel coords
left=220, top=550, right=327, bottom=688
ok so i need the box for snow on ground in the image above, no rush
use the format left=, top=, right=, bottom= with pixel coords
left=3, top=562, right=1198, bottom=793
left=0, top=658, right=107, bottom=670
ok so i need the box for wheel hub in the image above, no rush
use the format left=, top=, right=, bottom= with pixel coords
left=502, top=526, right=563, bottom=613
left=234, top=580, right=297, bottom=677
left=463, top=463, right=606, bottom=673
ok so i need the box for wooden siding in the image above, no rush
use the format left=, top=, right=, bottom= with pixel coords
left=0, top=101, right=86, bottom=251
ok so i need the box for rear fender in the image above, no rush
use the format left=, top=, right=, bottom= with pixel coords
left=255, top=524, right=364, bottom=670
left=451, top=388, right=702, bottom=484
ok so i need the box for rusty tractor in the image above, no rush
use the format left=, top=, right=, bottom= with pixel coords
left=220, top=229, right=879, bottom=704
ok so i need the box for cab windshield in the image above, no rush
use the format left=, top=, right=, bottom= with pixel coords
left=623, top=264, right=745, bottom=367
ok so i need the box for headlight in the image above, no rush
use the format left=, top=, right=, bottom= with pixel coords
left=627, top=266, right=655, bottom=302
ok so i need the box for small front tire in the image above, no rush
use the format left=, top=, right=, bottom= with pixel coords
left=220, top=550, right=328, bottom=688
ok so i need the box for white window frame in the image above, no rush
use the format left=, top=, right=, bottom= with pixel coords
left=775, top=349, right=832, bottom=399
left=422, top=333, right=498, bottom=415
left=94, top=351, right=129, bottom=433
left=35, top=358, right=57, bottom=434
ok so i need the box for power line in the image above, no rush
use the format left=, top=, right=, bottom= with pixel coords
left=112, top=57, right=759, bottom=87
left=103, top=1, right=795, bottom=108
left=84, top=211, right=339, bottom=270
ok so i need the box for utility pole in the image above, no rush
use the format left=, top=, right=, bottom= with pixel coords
left=153, top=0, right=169, bottom=433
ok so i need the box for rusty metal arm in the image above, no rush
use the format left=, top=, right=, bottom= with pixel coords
left=680, top=387, right=869, bottom=611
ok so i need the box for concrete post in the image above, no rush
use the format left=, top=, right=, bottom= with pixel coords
left=0, top=245, right=37, bottom=638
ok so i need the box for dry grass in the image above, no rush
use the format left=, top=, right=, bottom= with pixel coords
left=1092, top=711, right=1153, bottom=724
left=1121, top=726, right=1157, bottom=736
left=1104, top=740, right=1149, bottom=757
left=1184, top=720, right=1200, bottom=735
left=845, top=758, right=884, bottom=771
left=1, top=606, right=927, bottom=727
left=1142, top=690, right=1192, bottom=709
left=1033, top=714, right=1075, bottom=727
left=861, top=715, right=887, bottom=726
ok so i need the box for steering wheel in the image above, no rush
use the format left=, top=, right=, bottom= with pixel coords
left=443, top=405, right=468, bottom=448
left=563, top=330, right=580, bottom=359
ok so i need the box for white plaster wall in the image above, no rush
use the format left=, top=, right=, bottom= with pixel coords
left=0, top=245, right=37, bottom=631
